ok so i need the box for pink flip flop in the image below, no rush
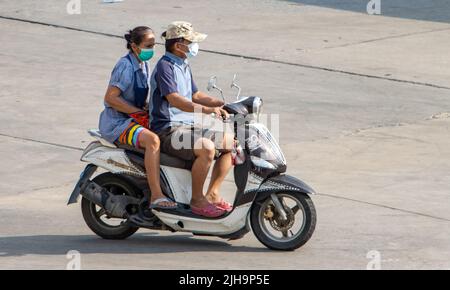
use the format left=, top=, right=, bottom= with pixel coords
left=213, top=199, right=233, bottom=212
left=191, top=204, right=226, bottom=218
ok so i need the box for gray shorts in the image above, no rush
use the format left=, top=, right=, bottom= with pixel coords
left=158, top=125, right=229, bottom=161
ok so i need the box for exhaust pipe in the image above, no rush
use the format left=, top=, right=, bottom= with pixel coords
left=80, top=180, right=138, bottom=219
left=80, top=181, right=110, bottom=208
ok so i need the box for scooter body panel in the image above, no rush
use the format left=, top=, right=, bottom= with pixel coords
left=80, top=141, right=146, bottom=178
left=159, top=165, right=192, bottom=205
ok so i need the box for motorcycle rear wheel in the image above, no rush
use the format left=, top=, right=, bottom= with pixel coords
left=81, top=173, right=140, bottom=240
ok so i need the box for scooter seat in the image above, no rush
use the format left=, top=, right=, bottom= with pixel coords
left=87, top=129, right=192, bottom=170
left=115, top=142, right=193, bottom=171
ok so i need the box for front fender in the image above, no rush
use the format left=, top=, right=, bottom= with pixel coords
left=255, top=174, right=316, bottom=201
left=235, top=174, right=315, bottom=207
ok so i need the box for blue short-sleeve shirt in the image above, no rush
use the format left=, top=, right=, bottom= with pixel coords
left=98, top=52, right=150, bottom=142
left=149, top=52, right=198, bottom=133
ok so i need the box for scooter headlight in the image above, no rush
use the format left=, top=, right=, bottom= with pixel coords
left=247, top=123, right=287, bottom=173
left=250, top=156, right=276, bottom=170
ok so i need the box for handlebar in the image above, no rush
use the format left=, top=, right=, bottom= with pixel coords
left=210, top=112, right=233, bottom=123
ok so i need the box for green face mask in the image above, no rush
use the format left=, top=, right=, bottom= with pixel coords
left=138, top=48, right=154, bottom=61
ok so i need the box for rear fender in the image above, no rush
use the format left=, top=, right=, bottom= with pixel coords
left=67, top=164, right=98, bottom=205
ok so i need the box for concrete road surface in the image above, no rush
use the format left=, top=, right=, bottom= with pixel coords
left=0, top=0, right=449, bottom=269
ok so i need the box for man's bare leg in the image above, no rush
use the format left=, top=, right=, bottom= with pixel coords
left=191, top=138, right=215, bottom=208
left=206, top=133, right=234, bottom=203
left=205, top=152, right=232, bottom=203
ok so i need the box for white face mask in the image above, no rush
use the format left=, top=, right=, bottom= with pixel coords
left=186, top=42, right=199, bottom=58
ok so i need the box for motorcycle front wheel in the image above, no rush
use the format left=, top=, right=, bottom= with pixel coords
left=251, top=191, right=316, bottom=251
left=81, top=173, right=140, bottom=240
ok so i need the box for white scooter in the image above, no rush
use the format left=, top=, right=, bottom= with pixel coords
left=68, top=76, right=316, bottom=250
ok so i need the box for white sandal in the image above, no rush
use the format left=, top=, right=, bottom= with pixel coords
left=149, top=197, right=177, bottom=210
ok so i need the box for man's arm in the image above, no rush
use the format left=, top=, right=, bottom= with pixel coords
left=166, top=92, right=226, bottom=117
left=192, top=91, right=225, bottom=107
left=159, top=65, right=227, bottom=117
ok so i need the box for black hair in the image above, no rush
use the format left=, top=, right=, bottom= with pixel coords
left=124, top=26, right=153, bottom=50
left=161, top=31, right=184, bottom=53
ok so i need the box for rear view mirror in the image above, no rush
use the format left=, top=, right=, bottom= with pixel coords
left=231, top=74, right=241, bottom=100
left=206, top=76, right=224, bottom=102
left=207, top=76, right=217, bottom=92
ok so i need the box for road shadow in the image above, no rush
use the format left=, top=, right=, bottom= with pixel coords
left=0, top=233, right=270, bottom=257
left=283, top=0, right=450, bottom=23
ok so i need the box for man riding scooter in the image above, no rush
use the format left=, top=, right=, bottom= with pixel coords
left=149, top=21, right=234, bottom=218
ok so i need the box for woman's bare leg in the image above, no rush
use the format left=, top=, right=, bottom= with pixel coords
left=138, top=129, right=176, bottom=207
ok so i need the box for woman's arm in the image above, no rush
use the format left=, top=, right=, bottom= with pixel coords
left=104, top=85, right=142, bottom=114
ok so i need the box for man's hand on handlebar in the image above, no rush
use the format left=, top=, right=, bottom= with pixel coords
left=204, top=106, right=229, bottom=120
